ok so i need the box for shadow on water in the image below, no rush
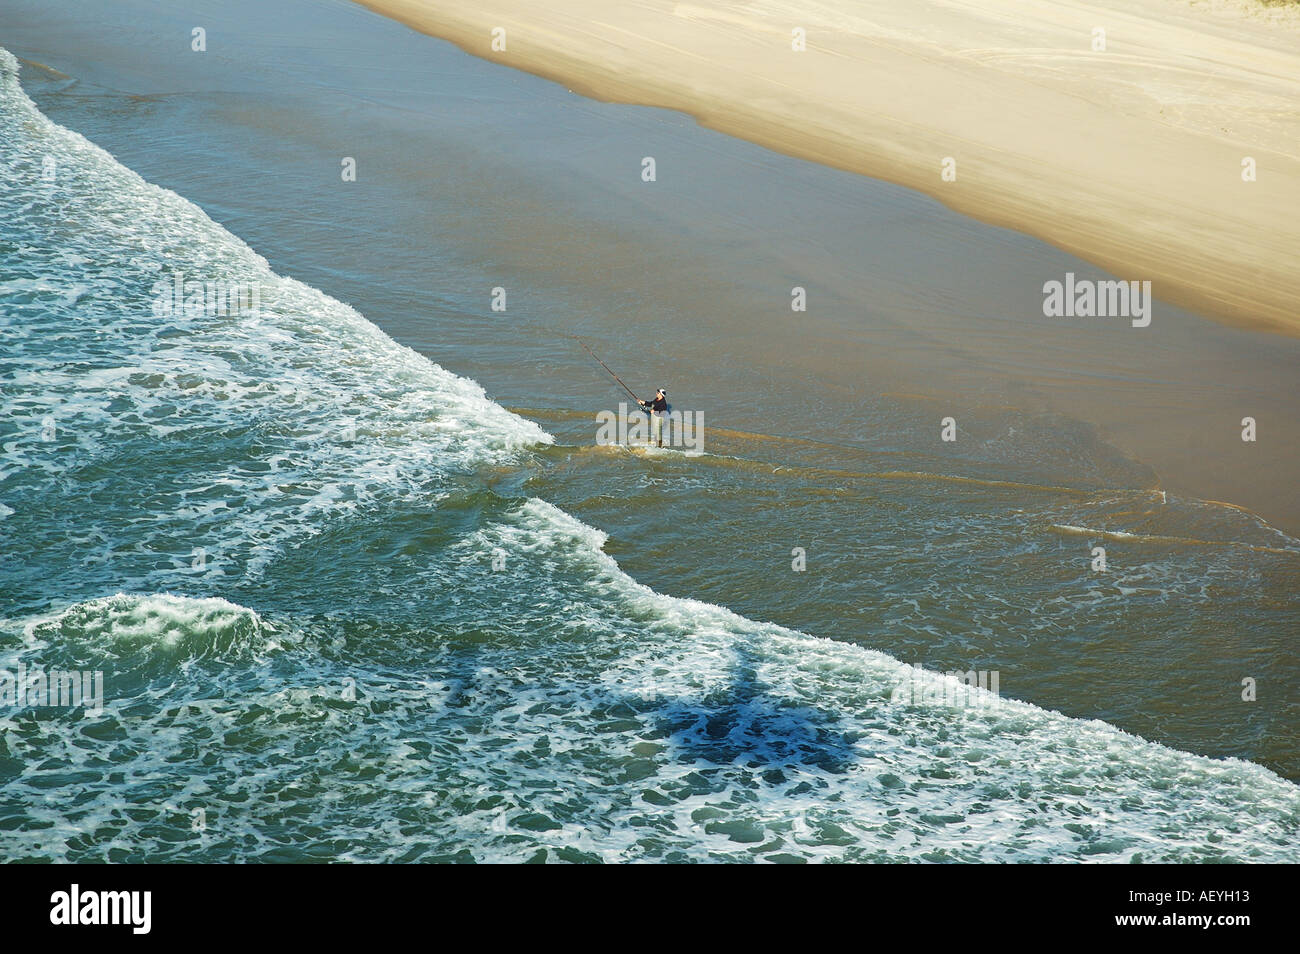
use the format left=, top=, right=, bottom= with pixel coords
left=638, top=642, right=859, bottom=777
left=434, top=636, right=862, bottom=780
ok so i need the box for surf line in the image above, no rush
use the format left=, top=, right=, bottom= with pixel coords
left=1048, top=523, right=1296, bottom=555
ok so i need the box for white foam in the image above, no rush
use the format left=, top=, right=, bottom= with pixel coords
left=1, top=51, right=552, bottom=587
left=19, top=592, right=283, bottom=662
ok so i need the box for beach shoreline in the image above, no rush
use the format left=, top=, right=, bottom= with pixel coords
left=4, top=0, right=1300, bottom=864
left=356, top=0, right=1300, bottom=337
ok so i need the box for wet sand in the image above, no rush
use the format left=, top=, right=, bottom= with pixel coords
left=359, top=0, right=1300, bottom=336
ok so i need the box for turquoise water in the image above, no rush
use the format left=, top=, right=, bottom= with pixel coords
left=2, top=44, right=1299, bottom=862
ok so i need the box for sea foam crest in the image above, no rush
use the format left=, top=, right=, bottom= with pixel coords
left=1, top=43, right=551, bottom=591
left=21, top=593, right=283, bottom=663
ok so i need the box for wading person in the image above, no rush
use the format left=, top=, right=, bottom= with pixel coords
left=638, top=388, right=668, bottom=447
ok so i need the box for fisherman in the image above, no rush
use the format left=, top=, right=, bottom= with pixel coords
left=638, top=388, right=668, bottom=447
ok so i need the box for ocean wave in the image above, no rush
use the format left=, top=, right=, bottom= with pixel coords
left=1, top=47, right=551, bottom=599
left=21, top=592, right=280, bottom=660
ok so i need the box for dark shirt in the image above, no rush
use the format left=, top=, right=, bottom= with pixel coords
left=648, top=395, right=668, bottom=413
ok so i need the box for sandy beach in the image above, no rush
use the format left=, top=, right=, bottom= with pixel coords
left=358, top=0, right=1300, bottom=336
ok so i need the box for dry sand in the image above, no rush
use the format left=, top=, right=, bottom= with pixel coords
left=356, top=0, right=1300, bottom=336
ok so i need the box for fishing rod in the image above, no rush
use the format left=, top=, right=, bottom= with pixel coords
left=572, top=335, right=643, bottom=405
